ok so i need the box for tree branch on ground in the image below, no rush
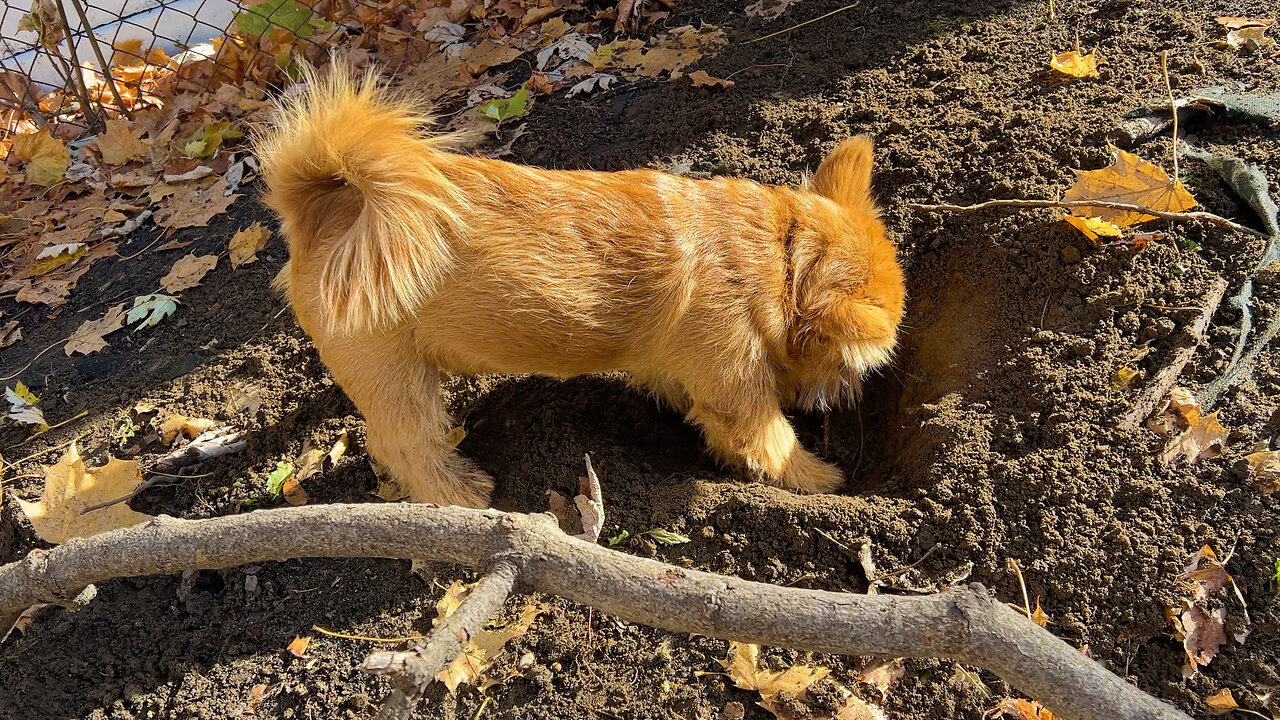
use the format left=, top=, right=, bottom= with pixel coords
left=0, top=503, right=1193, bottom=720
left=908, top=198, right=1270, bottom=241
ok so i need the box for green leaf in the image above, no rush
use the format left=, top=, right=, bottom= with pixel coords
left=126, top=294, right=179, bottom=329
left=607, top=529, right=631, bottom=546
left=645, top=528, right=691, bottom=546
left=233, top=0, right=329, bottom=38
left=480, top=86, right=530, bottom=125
left=1273, top=557, right=1280, bottom=592
left=266, top=461, right=295, bottom=496
left=184, top=121, right=242, bottom=159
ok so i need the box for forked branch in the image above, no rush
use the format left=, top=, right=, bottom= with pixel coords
left=0, top=504, right=1192, bottom=720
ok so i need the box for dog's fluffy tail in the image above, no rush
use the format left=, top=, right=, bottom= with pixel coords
left=255, top=61, right=465, bottom=334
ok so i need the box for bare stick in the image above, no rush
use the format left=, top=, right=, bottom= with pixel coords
left=364, top=559, right=520, bottom=720
left=907, top=199, right=1269, bottom=241
left=0, top=504, right=1193, bottom=720
left=1159, top=52, right=1180, bottom=185
left=1118, top=275, right=1229, bottom=429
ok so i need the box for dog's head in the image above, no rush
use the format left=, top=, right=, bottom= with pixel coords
left=781, top=136, right=905, bottom=411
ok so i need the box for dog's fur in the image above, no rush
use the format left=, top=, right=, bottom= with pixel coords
left=255, top=64, right=906, bottom=508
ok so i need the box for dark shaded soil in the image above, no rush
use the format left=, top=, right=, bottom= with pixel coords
left=3, top=0, right=1280, bottom=718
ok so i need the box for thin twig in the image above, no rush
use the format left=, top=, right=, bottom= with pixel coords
left=12, top=410, right=89, bottom=447
left=1159, top=52, right=1179, bottom=185
left=743, top=2, right=861, bottom=44
left=1007, top=558, right=1033, bottom=622
left=1118, top=275, right=1229, bottom=429
left=0, top=339, right=66, bottom=382
left=908, top=198, right=1270, bottom=241
left=312, top=625, right=425, bottom=643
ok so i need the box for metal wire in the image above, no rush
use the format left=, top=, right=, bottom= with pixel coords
left=0, top=0, right=402, bottom=138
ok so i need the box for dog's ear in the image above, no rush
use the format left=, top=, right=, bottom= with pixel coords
left=808, top=136, right=876, bottom=214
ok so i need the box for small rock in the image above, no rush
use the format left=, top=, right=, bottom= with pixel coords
left=1060, top=245, right=1082, bottom=264
left=721, top=702, right=746, bottom=720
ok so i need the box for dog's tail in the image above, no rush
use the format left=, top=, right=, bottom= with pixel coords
left=254, top=61, right=465, bottom=334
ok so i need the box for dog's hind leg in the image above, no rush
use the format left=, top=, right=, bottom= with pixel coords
left=316, top=336, right=494, bottom=508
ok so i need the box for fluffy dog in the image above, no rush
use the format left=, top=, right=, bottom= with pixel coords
left=255, top=64, right=905, bottom=508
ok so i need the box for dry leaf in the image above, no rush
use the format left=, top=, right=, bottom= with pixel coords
left=1049, top=50, right=1100, bottom=79
left=1111, top=366, right=1139, bottom=389
left=328, top=431, right=349, bottom=466
left=16, top=443, right=154, bottom=544
left=1168, top=545, right=1249, bottom=675
left=0, top=319, right=21, bottom=349
left=374, top=477, right=410, bottom=501
left=159, top=413, right=218, bottom=444
left=230, top=223, right=271, bottom=268
left=95, top=119, right=148, bottom=165
left=1242, top=450, right=1280, bottom=493
left=856, top=658, right=905, bottom=698
left=1205, top=689, right=1239, bottom=716
left=993, top=697, right=1059, bottom=720
left=160, top=253, right=218, bottom=293
left=282, top=475, right=309, bottom=506
left=242, top=683, right=269, bottom=715
left=11, top=130, right=69, bottom=186
left=1062, top=146, right=1196, bottom=228
left=1160, top=410, right=1228, bottom=465
left=461, top=41, right=525, bottom=75
left=722, top=642, right=829, bottom=702
left=1146, top=387, right=1199, bottom=437
left=1062, top=214, right=1123, bottom=241
left=690, top=70, right=735, bottom=88
left=65, top=302, right=128, bottom=356
left=155, top=178, right=238, bottom=230
left=1216, top=17, right=1275, bottom=51
left=286, top=636, right=311, bottom=657
left=434, top=580, right=545, bottom=691
left=1028, top=599, right=1052, bottom=627
left=745, top=0, right=796, bottom=20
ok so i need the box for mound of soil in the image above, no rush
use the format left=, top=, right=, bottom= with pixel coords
left=2, top=0, right=1278, bottom=718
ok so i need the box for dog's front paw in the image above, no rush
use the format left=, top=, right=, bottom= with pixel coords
left=771, top=449, right=844, bottom=495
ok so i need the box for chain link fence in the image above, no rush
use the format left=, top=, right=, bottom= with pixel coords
left=1, top=0, right=403, bottom=140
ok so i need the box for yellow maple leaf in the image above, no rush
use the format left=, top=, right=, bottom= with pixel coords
left=1061, top=214, right=1122, bottom=241
left=1062, top=145, right=1196, bottom=227
left=1160, top=410, right=1228, bottom=465
left=64, top=302, right=127, bottom=356
left=94, top=119, right=148, bottom=165
left=16, top=443, right=154, bottom=544
left=721, top=642, right=829, bottom=702
left=11, top=130, right=69, bottom=186
left=1205, top=688, right=1239, bottom=716
left=1049, top=50, right=1100, bottom=78
left=229, top=223, right=271, bottom=268
left=158, top=413, right=218, bottom=444
left=160, top=253, right=219, bottom=293
left=433, top=581, right=545, bottom=692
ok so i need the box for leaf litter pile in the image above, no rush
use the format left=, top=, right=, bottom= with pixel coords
left=2, top=0, right=1280, bottom=718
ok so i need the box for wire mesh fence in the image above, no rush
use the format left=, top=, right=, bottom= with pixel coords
left=0, top=0, right=406, bottom=140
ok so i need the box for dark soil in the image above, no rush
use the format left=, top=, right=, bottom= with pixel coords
left=3, top=0, right=1280, bottom=718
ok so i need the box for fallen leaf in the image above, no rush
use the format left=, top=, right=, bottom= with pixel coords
left=160, top=254, right=218, bottom=293
left=184, top=121, right=243, bottom=158
left=1206, top=689, right=1239, bottom=716
left=1168, top=545, right=1249, bottom=675
left=1242, top=450, right=1280, bottom=493
left=1111, top=366, right=1139, bottom=389
left=65, top=302, right=128, bottom=356
left=286, top=635, right=311, bottom=657
left=328, top=431, right=349, bottom=466
left=11, top=130, right=68, bottom=185
left=6, top=383, right=46, bottom=427
left=721, top=642, right=829, bottom=704
left=1146, top=387, right=1199, bottom=437
left=266, top=461, right=295, bottom=497
left=374, top=477, right=410, bottom=501
left=745, top=0, right=796, bottom=20
left=227, top=385, right=263, bottom=415
left=155, top=426, right=247, bottom=472
left=0, top=319, right=23, bottom=349
left=15, top=443, right=153, bottom=544
left=481, top=86, right=530, bottom=124
left=242, top=684, right=269, bottom=715
left=1160, top=410, right=1228, bottom=465
left=461, top=41, right=525, bottom=75
left=575, top=455, right=604, bottom=543
left=159, top=413, right=218, bottom=444
left=690, top=70, right=735, bottom=88
left=155, top=178, right=238, bottom=230
left=1049, top=50, right=1100, bottom=79
left=1062, top=145, right=1196, bottom=228
left=1062, top=214, right=1123, bottom=241
left=565, top=73, right=617, bottom=97
left=1216, top=17, right=1275, bottom=51
left=1028, top=599, right=1052, bottom=627
left=435, top=581, right=545, bottom=691
left=95, top=119, right=148, bottom=165
left=127, top=294, right=180, bottom=328
left=230, top=223, right=271, bottom=268
left=992, top=697, right=1059, bottom=720
left=856, top=658, right=905, bottom=698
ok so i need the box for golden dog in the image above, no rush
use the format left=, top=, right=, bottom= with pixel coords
left=255, top=64, right=905, bottom=508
